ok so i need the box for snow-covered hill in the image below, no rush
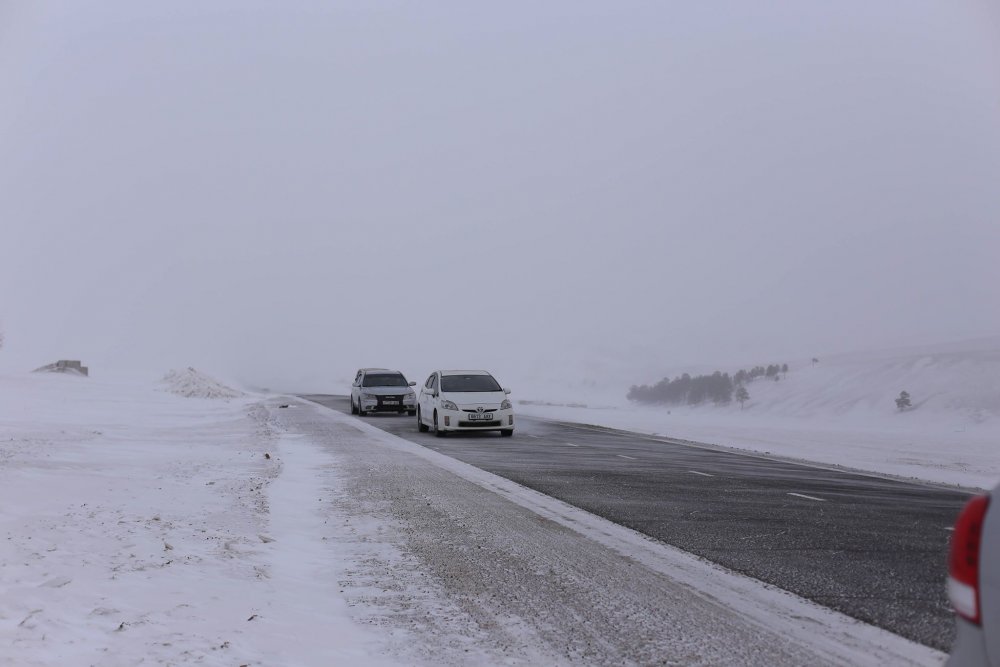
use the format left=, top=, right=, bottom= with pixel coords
left=712, top=336, right=1000, bottom=424
left=518, top=337, right=1000, bottom=489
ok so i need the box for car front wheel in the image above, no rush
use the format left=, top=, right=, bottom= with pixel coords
left=417, top=408, right=429, bottom=432
left=434, top=411, right=446, bottom=438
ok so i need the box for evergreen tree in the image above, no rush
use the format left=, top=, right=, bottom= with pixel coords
left=895, top=391, right=912, bottom=411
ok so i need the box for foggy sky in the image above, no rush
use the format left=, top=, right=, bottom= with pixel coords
left=2, top=1, right=999, bottom=394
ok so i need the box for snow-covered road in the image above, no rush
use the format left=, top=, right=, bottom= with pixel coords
left=280, top=398, right=944, bottom=666
left=0, top=373, right=945, bottom=665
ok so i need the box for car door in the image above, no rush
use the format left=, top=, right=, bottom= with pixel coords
left=427, top=373, right=440, bottom=417
left=419, top=373, right=435, bottom=422
left=429, top=373, right=440, bottom=414
left=351, top=371, right=363, bottom=407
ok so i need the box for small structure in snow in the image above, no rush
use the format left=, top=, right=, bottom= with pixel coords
left=34, top=360, right=89, bottom=377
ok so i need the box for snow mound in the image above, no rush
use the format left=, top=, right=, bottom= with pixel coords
left=161, top=367, right=244, bottom=399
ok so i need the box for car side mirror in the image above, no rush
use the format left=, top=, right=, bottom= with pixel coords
left=408, top=381, right=416, bottom=386
left=504, top=388, right=511, bottom=394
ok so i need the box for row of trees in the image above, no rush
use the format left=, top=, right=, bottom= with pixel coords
left=627, top=362, right=788, bottom=407
left=733, top=364, right=787, bottom=385
left=627, top=371, right=737, bottom=406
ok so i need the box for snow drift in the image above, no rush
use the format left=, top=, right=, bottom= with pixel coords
left=161, top=367, right=244, bottom=399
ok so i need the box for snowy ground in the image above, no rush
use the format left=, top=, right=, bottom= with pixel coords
left=518, top=337, right=1000, bottom=490
left=0, top=371, right=394, bottom=666
left=1, top=370, right=947, bottom=665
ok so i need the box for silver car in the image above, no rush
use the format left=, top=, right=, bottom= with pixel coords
left=350, top=368, right=417, bottom=416
left=947, top=481, right=998, bottom=665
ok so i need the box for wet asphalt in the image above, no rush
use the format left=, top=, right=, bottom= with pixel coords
left=300, top=394, right=969, bottom=651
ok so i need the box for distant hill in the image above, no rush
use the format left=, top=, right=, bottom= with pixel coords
left=722, top=336, right=1000, bottom=424
left=516, top=336, right=1000, bottom=488
left=518, top=335, right=1000, bottom=426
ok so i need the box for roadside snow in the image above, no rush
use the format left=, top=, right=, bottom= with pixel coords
left=161, top=367, right=244, bottom=399
left=0, top=372, right=393, bottom=666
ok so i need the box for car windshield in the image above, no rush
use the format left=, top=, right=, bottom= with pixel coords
left=441, top=374, right=502, bottom=393
left=362, top=374, right=408, bottom=387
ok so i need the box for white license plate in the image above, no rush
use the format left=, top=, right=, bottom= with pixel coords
left=382, top=400, right=399, bottom=405
left=468, top=412, right=494, bottom=421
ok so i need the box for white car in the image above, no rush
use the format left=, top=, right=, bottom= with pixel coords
left=417, top=370, right=514, bottom=437
left=351, top=368, right=417, bottom=416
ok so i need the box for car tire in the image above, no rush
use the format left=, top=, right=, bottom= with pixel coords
left=434, top=411, right=446, bottom=438
left=350, top=398, right=358, bottom=415
left=417, top=408, right=429, bottom=432
left=500, top=429, right=514, bottom=437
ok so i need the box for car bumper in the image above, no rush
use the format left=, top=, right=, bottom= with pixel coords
left=946, top=617, right=992, bottom=666
left=439, top=409, right=514, bottom=431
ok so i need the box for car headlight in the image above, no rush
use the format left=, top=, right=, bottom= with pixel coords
left=404, top=393, right=416, bottom=403
left=501, top=399, right=512, bottom=410
left=440, top=400, right=458, bottom=411
left=362, top=393, right=378, bottom=400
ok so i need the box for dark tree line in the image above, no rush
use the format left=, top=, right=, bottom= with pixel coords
left=627, top=362, right=789, bottom=407
left=627, top=371, right=735, bottom=405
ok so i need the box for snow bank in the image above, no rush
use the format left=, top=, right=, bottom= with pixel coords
left=161, top=366, right=244, bottom=399
left=0, top=372, right=394, bottom=666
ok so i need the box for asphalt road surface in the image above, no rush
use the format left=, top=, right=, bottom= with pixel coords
left=301, top=394, right=968, bottom=651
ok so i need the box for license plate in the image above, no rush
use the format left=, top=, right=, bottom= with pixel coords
left=382, top=400, right=399, bottom=405
left=468, top=412, right=494, bottom=421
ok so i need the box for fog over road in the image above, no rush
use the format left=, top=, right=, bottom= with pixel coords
left=303, top=394, right=967, bottom=652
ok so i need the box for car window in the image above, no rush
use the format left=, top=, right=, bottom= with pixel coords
left=362, top=373, right=408, bottom=387
left=424, top=375, right=434, bottom=389
left=440, top=374, right=502, bottom=392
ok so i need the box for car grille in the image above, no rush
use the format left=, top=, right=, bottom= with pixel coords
left=462, top=407, right=500, bottom=413
left=458, top=420, right=502, bottom=428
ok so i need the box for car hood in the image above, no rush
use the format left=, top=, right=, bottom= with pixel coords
left=360, top=386, right=414, bottom=395
left=439, top=390, right=508, bottom=409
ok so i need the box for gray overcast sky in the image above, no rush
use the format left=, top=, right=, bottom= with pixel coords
left=2, top=1, right=999, bottom=393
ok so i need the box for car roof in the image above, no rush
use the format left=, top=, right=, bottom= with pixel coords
left=358, top=367, right=389, bottom=372
left=439, top=370, right=491, bottom=376
left=364, top=369, right=404, bottom=375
